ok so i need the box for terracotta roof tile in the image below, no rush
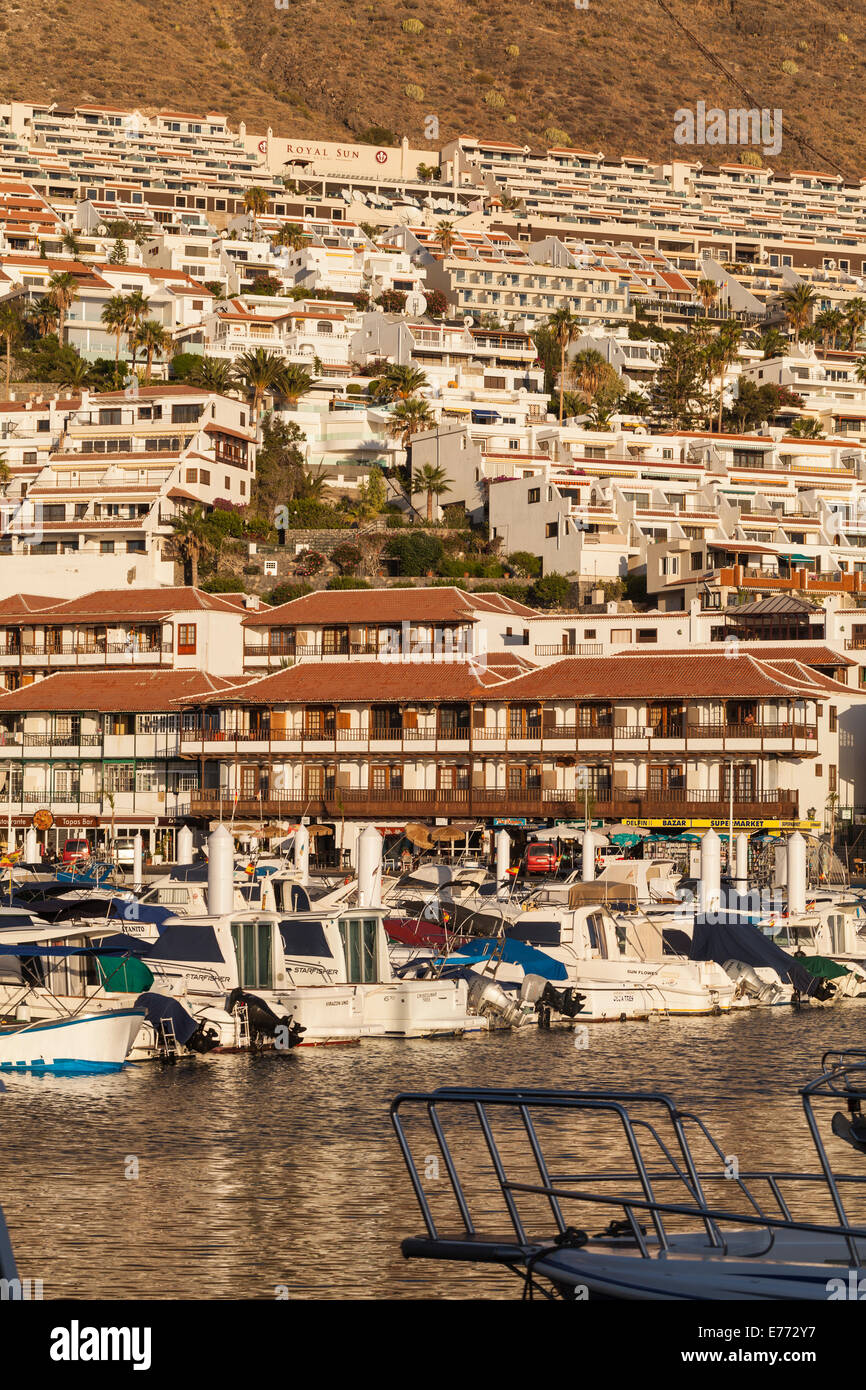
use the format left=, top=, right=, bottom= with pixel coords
left=0, top=671, right=243, bottom=714
left=242, top=586, right=535, bottom=628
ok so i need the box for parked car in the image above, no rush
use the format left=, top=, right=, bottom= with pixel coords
left=525, top=840, right=560, bottom=875
left=61, top=837, right=91, bottom=864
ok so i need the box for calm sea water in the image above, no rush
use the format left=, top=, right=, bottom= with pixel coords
left=1, top=1003, right=864, bottom=1300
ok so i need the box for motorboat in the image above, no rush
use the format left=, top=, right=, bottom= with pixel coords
left=391, top=1050, right=866, bottom=1299
left=422, top=899, right=739, bottom=1021
left=0, top=1006, right=145, bottom=1073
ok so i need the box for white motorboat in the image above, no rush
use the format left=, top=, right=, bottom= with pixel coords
left=0, top=1007, right=144, bottom=1073
left=391, top=1050, right=866, bottom=1299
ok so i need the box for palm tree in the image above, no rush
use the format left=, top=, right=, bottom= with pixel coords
left=170, top=509, right=212, bottom=588
left=584, top=400, right=618, bottom=430
left=28, top=299, right=59, bottom=339
left=434, top=220, right=456, bottom=256
left=780, top=283, right=818, bottom=344
left=243, top=186, right=269, bottom=239
left=369, top=363, right=429, bottom=402
left=101, top=294, right=130, bottom=383
left=414, top=463, right=450, bottom=523
left=787, top=416, right=824, bottom=438
left=55, top=355, right=95, bottom=389
left=854, top=355, right=866, bottom=383
left=0, top=453, right=10, bottom=496
left=188, top=356, right=235, bottom=392
left=569, top=347, right=609, bottom=402
left=696, top=277, right=719, bottom=313
left=61, top=228, right=84, bottom=259
left=713, top=321, right=743, bottom=431
left=844, top=298, right=866, bottom=351
left=232, top=348, right=285, bottom=419
left=385, top=396, right=435, bottom=477
left=136, top=319, right=170, bottom=384
left=123, top=289, right=150, bottom=374
left=46, top=271, right=79, bottom=346
left=759, top=328, right=788, bottom=359
left=276, top=361, right=313, bottom=407
left=547, top=306, right=579, bottom=424
left=273, top=222, right=307, bottom=251
left=0, top=301, right=23, bottom=394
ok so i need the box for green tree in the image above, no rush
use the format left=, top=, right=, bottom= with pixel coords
left=109, top=237, right=128, bottom=264
left=434, top=220, right=456, bottom=255
left=46, top=271, right=79, bottom=346
left=123, top=289, right=151, bottom=374
left=232, top=348, right=286, bottom=419
left=188, top=356, right=234, bottom=392
left=844, top=298, right=866, bottom=351
left=0, top=301, right=24, bottom=394
left=385, top=396, right=436, bottom=477
left=136, top=319, right=170, bottom=384
left=508, top=550, right=541, bottom=578
left=780, top=283, right=818, bottom=344
left=170, top=509, right=213, bottom=588
left=369, top=363, right=428, bottom=402
left=100, top=294, right=130, bottom=383
left=385, top=531, right=444, bottom=576
left=787, top=416, right=824, bottom=438
left=648, top=332, right=710, bottom=429
left=695, top=277, right=719, bottom=312
left=243, top=186, right=269, bottom=238
left=55, top=354, right=96, bottom=389
left=547, top=306, right=579, bottom=424
left=530, top=572, right=571, bottom=608
left=414, top=462, right=451, bottom=522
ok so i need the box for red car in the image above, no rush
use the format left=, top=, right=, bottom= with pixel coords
left=525, top=841, right=560, bottom=875
left=61, top=837, right=91, bottom=864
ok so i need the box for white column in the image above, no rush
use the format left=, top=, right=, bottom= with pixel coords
left=735, top=832, right=748, bottom=894
left=357, top=825, right=383, bottom=907
left=133, top=832, right=143, bottom=892
left=699, top=828, right=721, bottom=916
left=207, top=823, right=235, bottom=916
left=177, top=825, right=193, bottom=864
left=24, top=825, right=38, bottom=861
left=787, top=832, right=807, bottom=915
left=581, top=829, right=596, bottom=883
left=294, top=822, right=310, bottom=886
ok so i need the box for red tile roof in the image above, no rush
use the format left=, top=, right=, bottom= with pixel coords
left=0, top=671, right=244, bottom=714
left=187, top=655, right=529, bottom=706
left=242, top=586, right=535, bottom=628
left=38, top=587, right=252, bottom=620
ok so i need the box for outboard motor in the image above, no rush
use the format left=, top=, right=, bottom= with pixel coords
left=520, top=973, right=586, bottom=1026
left=186, top=1021, right=221, bottom=1054
left=227, top=988, right=305, bottom=1049
left=465, top=972, right=536, bottom=1029
left=723, top=959, right=783, bottom=1005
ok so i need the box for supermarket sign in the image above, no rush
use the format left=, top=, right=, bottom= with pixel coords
left=622, top=818, right=821, bottom=832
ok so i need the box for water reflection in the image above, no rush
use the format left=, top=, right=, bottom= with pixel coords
left=1, top=1004, right=864, bottom=1299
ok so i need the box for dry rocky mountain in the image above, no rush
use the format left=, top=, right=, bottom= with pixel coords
left=0, top=0, right=863, bottom=175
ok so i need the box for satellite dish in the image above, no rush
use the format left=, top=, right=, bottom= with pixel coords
left=463, top=314, right=474, bottom=328
left=218, top=228, right=229, bottom=239
left=404, top=291, right=427, bottom=316
left=97, top=224, right=107, bottom=235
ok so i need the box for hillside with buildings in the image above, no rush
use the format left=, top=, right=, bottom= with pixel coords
left=1, top=0, right=865, bottom=175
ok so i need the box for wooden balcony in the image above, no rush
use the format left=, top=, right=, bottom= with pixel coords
left=189, top=787, right=799, bottom=822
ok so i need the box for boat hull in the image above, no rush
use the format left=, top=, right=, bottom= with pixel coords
left=0, top=1007, right=145, bottom=1072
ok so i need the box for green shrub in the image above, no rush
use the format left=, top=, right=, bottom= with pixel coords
left=266, top=582, right=312, bottom=606
left=543, top=126, right=570, bottom=146
left=781, top=60, right=799, bottom=74
left=404, top=83, right=425, bottom=101
left=529, top=572, right=571, bottom=608
left=201, top=575, right=245, bottom=593
left=402, top=17, right=424, bottom=33
left=385, top=532, right=444, bottom=575
left=505, top=43, right=519, bottom=57
left=484, top=90, right=506, bottom=108
left=326, top=576, right=370, bottom=590
left=507, top=550, right=542, bottom=578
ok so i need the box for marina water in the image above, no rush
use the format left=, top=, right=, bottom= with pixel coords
left=1, top=1004, right=863, bottom=1300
